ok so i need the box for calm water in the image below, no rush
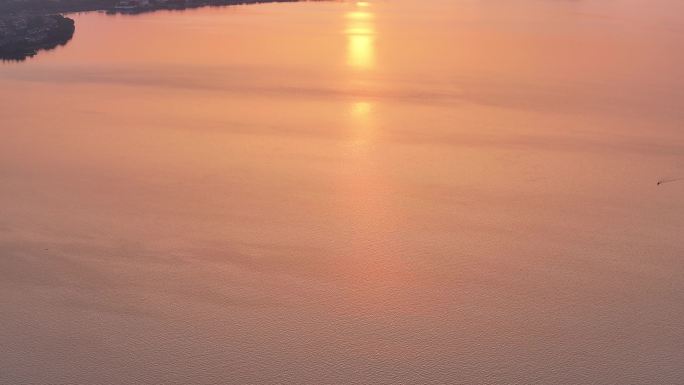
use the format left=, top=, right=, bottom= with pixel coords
left=1, top=1, right=684, bottom=383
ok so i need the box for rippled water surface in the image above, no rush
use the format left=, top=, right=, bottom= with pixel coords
left=1, top=1, right=684, bottom=383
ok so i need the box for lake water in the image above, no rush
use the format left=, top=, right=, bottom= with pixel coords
left=1, top=1, right=684, bottom=383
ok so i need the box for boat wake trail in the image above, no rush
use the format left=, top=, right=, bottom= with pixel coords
left=657, top=177, right=684, bottom=186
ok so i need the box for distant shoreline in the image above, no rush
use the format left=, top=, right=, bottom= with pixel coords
left=0, top=0, right=303, bottom=16
left=0, top=0, right=304, bottom=61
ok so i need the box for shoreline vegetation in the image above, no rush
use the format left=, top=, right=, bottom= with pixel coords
left=0, top=0, right=303, bottom=60
left=0, top=14, right=75, bottom=61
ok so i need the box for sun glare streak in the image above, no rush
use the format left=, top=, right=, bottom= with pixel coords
left=346, top=11, right=374, bottom=20
left=345, top=1, right=376, bottom=70
left=347, top=35, right=375, bottom=70
left=344, top=1, right=377, bottom=151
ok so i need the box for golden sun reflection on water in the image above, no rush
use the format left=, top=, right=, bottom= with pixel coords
left=345, top=0, right=377, bottom=150
left=345, top=2, right=376, bottom=70
left=339, top=2, right=406, bottom=294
